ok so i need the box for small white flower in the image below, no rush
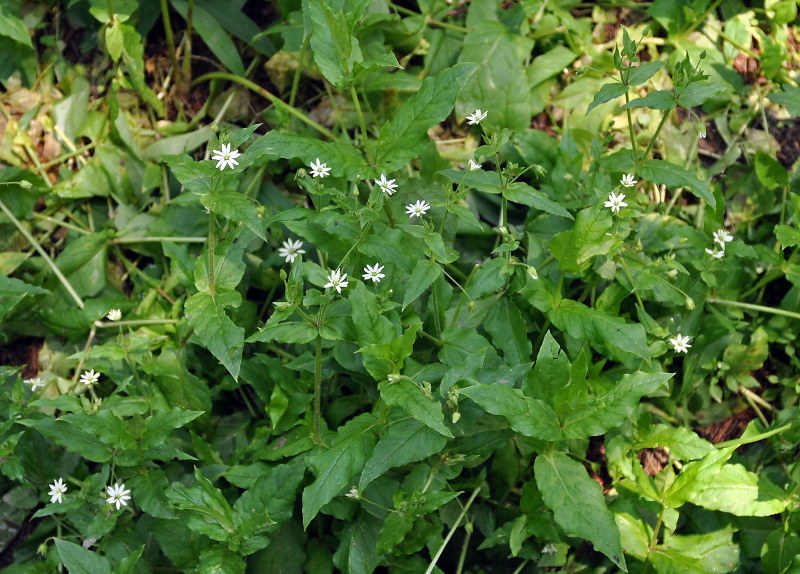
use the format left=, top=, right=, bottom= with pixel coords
left=107, top=309, right=122, bottom=321
left=48, top=478, right=68, bottom=504
left=705, top=247, right=725, bottom=259
left=345, top=486, right=360, bottom=500
left=24, top=377, right=46, bottom=391
left=621, top=173, right=637, bottom=187
left=106, top=482, right=131, bottom=510
left=669, top=334, right=691, bottom=353
left=466, top=109, right=488, bottom=125
left=713, top=229, right=733, bottom=247
left=406, top=200, right=431, bottom=218
left=211, top=143, right=240, bottom=171
left=468, top=158, right=482, bottom=171
left=604, top=192, right=628, bottom=214
left=542, top=543, right=557, bottom=554
left=375, top=174, right=398, bottom=196
left=80, top=369, right=100, bottom=386
left=278, top=238, right=305, bottom=263
left=362, top=263, right=385, bottom=283
left=698, top=124, right=707, bottom=139
left=324, top=269, right=349, bottom=294
left=309, top=158, right=331, bottom=178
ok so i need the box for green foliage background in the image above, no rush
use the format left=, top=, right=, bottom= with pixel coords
left=1, top=0, right=800, bottom=572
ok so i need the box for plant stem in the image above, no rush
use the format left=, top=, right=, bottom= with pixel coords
left=706, top=298, right=800, bottom=321
left=192, top=72, right=337, bottom=140
left=424, top=484, right=483, bottom=574
left=624, top=91, right=639, bottom=167
left=431, top=276, right=442, bottom=340
left=350, top=84, right=373, bottom=164
left=640, top=507, right=664, bottom=574
left=182, top=0, right=194, bottom=88
left=0, top=196, right=84, bottom=309
left=455, top=521, right=472, bottom=574
left=94, top=319, right=180, bottom=328
left=313, top=334, right=323, bottom=445
left=112, top=236, right=207, bottom=243
left=289, top=35, right=309, bottom=108
left=208, top=212, right=216, bottom=296
left=641, top=111, right=670, bottom=163
left=160, top=0, right=181, bottom=94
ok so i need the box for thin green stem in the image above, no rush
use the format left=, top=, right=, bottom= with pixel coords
left=32, top=212, right=90, bottom=235
left=350, top=84, right=372, bottom=164
left=682, top=0, right=723, bottom=35
left=424, top=484, right=483, bottom=574
left=313, top=334, right=323, bottom=445
left=619, top=255, right=645, bottom=310
left=624, top=91, right=639, bottom=167
left=455, top=521, right=472, bottom=574
left=289, top=36, right=309, bottom=108
left=159, top=0, right=181, bottom=94
left=112, top=236, right=206, bottom=243
left=706, top=298, right=800, bottom=321
left=641, top=508, right=664, bottom=574
left=208, top=213, right=216, bottom=296
left=431, top=276, right=442, bottom=340
left=641, top=111, right=670, bottom=163
left=38, top=142, right=96, bottom=169
left=716, top=423, right=792, bottom=449
left=0, top=195, right=84, bottom=309
left=94, top=319, right=180, bottom=328
left=182, top=0, right=194, bottom=88
left=192, top=72, right=336, bottom=140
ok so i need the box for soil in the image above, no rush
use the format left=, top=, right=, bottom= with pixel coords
left=0, top=337, right=43, bottom=379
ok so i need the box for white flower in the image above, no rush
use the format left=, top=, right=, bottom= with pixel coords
left=80, top=369, right=100, bottom=386
left=698, top=124, right=707, bottom=139
left=345, top=486, right=360, bottom=500
left=705, top=247, right=725, bottom=259
left=309, top=158, right=331, bottom=178
left=48, top=478, right=67, bottom=504
left=468, top=158, right=482, bottom=171
left=375, top=174, right=398, bottom=196
left=604, top=192, right=628, bottom=214
left=324, top=269, right=349, bottom=294
left=107, top=309, right=122, bottom=321
left=23, top=377, right=46, bottom=391
left=278, top=238, right=305, bottom=263
left=621, top=173, right=637, bottom=187
left=669, top=334, right=691, bottom=353
left=106, top=482, right=131, bottom=510
left=406, top=200, right=431, bottom=218
left=466, top=109, right=488, bottom=125
left=211, top=143, right=240, bottom=171
left=542, top=543, right=557, bottom=554
left=713, top=229, right=733, bottom=247
left=362, top=263, right=385, bottom=283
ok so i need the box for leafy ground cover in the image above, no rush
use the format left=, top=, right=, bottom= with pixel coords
left=1, top=0, right=800, bottom=572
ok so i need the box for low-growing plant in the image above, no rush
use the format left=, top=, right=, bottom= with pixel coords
left=1, top=1, right=799, bottom=573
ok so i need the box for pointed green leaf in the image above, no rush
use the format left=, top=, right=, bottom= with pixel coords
left=171, top=0, right=245, bottom=76
left=402, top=259, right=441, bottom=309
left=535, top=452, right=627, bottom=572
left=165, top=468, right=236, bottom=541
left=484, top=298, right=532, bottom=365
left=302, top=413, right=378, bottom=528
left=627, top=61, right=666, bottom=86
left=185, top=291, right=244, bottom=380
left=374, top=63, right=478, bottom=172
left=333, top=512, right=382, bottom=574
left=201, top=192, right=266, bottom=241
left=307, top=0, right=360, bottom=87
left=664, top=447, right=735, bottom=509
left=350, top=282, right=394, bottom=346
left=379, top=379, right=452, bottom=438
left=621, top=90, right=676, bottom=110
left=587, top=82, right=628, bottom=115
left=688, top=463, right=789, bottom=516
left=458, top=384, right=562, bottom=440
left=55, top=539, right=112, bottom=574
left=638, top=159, right=715, bottom=209
left=359, top=418, right=447, bottom=490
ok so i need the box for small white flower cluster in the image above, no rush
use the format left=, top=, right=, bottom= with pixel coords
left=23, top=377, right=46, bottom=391
left=605, top=174, right=637, bottom=214
left=705, top=228, right=733, bottom=259
left=46, top=478, right=131, bottom=510
left=107, top=309, right=122, bottom=321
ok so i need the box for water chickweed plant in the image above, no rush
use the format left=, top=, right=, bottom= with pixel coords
left=1, top=1, right=800, bottom=573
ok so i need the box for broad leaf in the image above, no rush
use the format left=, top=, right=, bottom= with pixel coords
left=378, top=379, right=453, bottom=438
left=201, top=192, right=266, bottom=241
left=458, top=384, right=562, bottom=440
left=621, top=90, right=676, bottom=110
left=166, top=468, right=236, bottom=541
left=664, top=447, right=735, bottom=509
left=536, top=452, right=627, bottom=572
left=185, top=291, right=244, bottom=380
left=484, top=298, right=532, bottom=365
left=688, top=463, right=789, bottom=516
left=55, top=539, right=112, bottom=574
left=638, top=159, right=716, bottom=209
left=587, top=82, right=628, bottom=115
left=402, top=259, right=441, bottom=309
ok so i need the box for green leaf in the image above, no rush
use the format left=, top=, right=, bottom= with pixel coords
left=307, top=0, right=360, bottom=87
left=248, top=321, right=317, bottom=344
left=549, top=207, right=618, bottom=273
left=163, top=154, right=219, bottom=195
left=634, top=424, right=714, bottom=461
left=196, top=546, right=246, bottom=574
left=185, top=291, right=244, bottom=380
left=484, top=298, right=531, bottom=365
left=524, top=331, right=571, bottom=406
left=374, top=63, right=477, bottom=172
left=768, top=84, right=800, bottom=116
left=761, top=529, right=800, bottom=574
left=302, top=413, right=378, bottom=528
left=457, top=22, right=533, bottom=131
left=201, top=192, right=266, bottom=241
left=664, top=447, right=735, bottom=509
left=234, top=458, right=305, bottom=534
left=688, top=463, right=789, bottom=516
left=638, top=159, right=716, bottom=209
left=535, top=452, right=627, bottom=572
left=332, top=513, right=382, bottom=574
left=621, top=90, right=677, bottom=110
left=113, top=546, right=144, bottom=574
left=171, top=0, right=245, bottom=76
left=359, top=418, right=447, bottom=490
left=755, top=150, right=789, bottom=189
left=18, top=418, right=113, bottom=462
left=402, top=259, right=442, bottom=309
left=776, top=225, right=800, bottom=247
left=165, top=468, right=236, bottom=541
left=549, top=299, right=650, bottom=364
left=0, top=275, right=48, bottom=323
left=128, top=469, right=176, bottom=519
left=378, top=379, right=453, bottom=438
left=560, top=372, right=672, bottom=438
left=654, top=526, right=738, bottom=574
left=677, top=82, right=725, bottom=108
left=350, top=282, right=394, bottom=347
left=502, top=182, right=573, bottom=219
left=0, top=4, right=33, bottom=48
left=105, top=21, right=123, bottom=61
left=458, top=384, right=562, bottom=440
left=245, top=130, right=368, bottom=180
left=587, top=82, right=628, bottom=115
left=141, top=408, right=204, bottom=448
left=627, top=61, right=666, bottom=86
left=528, top=46, right=576, bottom=87
left=55, top=539, right=112, bottom=574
